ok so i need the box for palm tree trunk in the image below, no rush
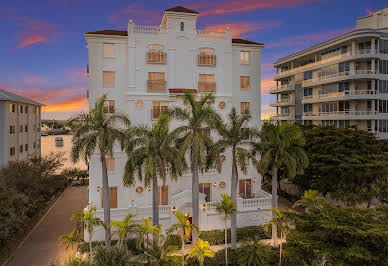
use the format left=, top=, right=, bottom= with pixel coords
left=191, top=152, right=199, bottom=242
left=181, top=232, right=185, bottom=266
left=271, top=166, right=278, bottom=247
left=231, top=159, right=238, bottom=249
left=225, top=220, right=228, bottom=266
left=89, top=230, right=93, bottom=254
left=152, top=175, right=159, bottom=246
left=279, top=229, right=283, bottom=266
left=100, top=153, right=111, bottom=249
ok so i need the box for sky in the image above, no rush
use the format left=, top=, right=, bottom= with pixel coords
left=0, top=0, right=386, bottom=120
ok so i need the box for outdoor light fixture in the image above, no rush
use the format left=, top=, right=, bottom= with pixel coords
left=237, top=193, right=240, bottom=198
left=253, top=177, right=257, bottom=183
left=148, top=186, right=151, bottom=191
left=213, top=182, right=217, bottom=187
left=130, top=200, right=135, bottom=206
left=96, top=186, right=101, bottom=191
left=171, top=206, right=177, bottom=213
left=129, top=19, right=133, bottom=23
left=202, top=204, right=207, bottom=211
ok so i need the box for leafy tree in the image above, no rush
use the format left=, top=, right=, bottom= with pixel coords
left=188, top=239, right=214, bottom=266
left=138, top=217, right=161, bottom=250
left=92, top=245, right=136, bottom=266
left=167, top=92, right=221, bottom=241
left=211, top=107, right=258, bottom=248
left=58, top=230, right=82, bottom=250
left=110, top=214, right=139, bottom=252
left=168, top=211, right=199, bottom=266
left=257, top=122, right=308, bottom=245
left=67, top=94, right=130, bottom=248
left=144, top=236, right=181, bottom=266
left=123, top=115, right=186, bottom=236
left=293, top=126, right=388, bottom=206
left=71, top=207, right=103, bottom=254
left=282, top=191, right=388, bottom=266
left=215, top=193, right=237, bottom=265
left=237, top=237, right=273, bottom=266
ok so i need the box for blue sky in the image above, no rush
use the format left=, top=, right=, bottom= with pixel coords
left=0, top=0, right=386, bottom=119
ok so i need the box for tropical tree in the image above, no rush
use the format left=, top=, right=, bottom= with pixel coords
left=110, top=214, right=139, bottom=251
left=144, top=236, right=181, bottom=266
left=67, top=94, right=130, bottom=248
left=123, top=115, right=186, bottom=235
left=71, top=207, right=103, bottom=254
left=188, top=239, right=214, bottom=266
left=257, top=122, right=308, bottom=245
left=168, top=211, right=199, bottom=266
left=58, top=230, right=82, bottom=250
left=237, top=237, right=273, bottom=266
left=266, top=208, right=292, bottom=266
left=294, top=189, right=318, bottom=213
left=138, top=217, right=161, bottom=250
left=215, top=193, right=237, bottom=265
left=167, top=92, right=221, bottom=241
left=210, top=107, right=259, bottom=248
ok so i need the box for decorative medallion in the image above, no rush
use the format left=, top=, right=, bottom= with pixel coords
left=218, top=101, right=226, bottom=109
left=219, top=181, right=226, bottom=189
left=136, top=186, right=144, bottom=194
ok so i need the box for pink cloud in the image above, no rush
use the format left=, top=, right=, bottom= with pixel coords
left=108, top=3, right=161, bottom=25
left=16, top=18, right=56, bottom=48
left=204, top=21, right=281, bottom=38
left=365, top=7, right=373, bottom=15
left=261, top=78, right=276, bottom=94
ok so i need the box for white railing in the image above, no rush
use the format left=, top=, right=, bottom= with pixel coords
left=134, top=25, right=167, bottom=35
left=240, top=197, right=271, bottom=210
left=318, top=90, right=378, bottom=98
left=303, top=70, right=378, bottom=86
left=196, top=30, right=226, bottom=39
left=303, top=111, right=379, bottom=117
left=280, top=83, right=292, bottom=89
left=270, top=113, right=294, bottom=119
left=94, top=208, right=129, bottom=221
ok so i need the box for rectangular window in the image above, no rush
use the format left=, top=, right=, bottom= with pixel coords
left=103, top=71, right=115, bottom=87
left=239, top=179, right=252, bottom=199
left=9, top=126, right=15, bottom=135
left=20, top=125, right=23, bottom=133
left=152, top=101, right=168, bottom=119
left=303, top=71, right=312, bottom=80
left=158, top=186, right=169, bottom=205
left=20, top=105, right=23, bottom=113
left=25, top=144, right=28, bottom=152
left=102, top=187, right=118, bottom=208
left=240, top=51, right=250, bottom=64
left=198, top=74, right=215, bottom=92
left=240, top=102, right=250, bottom=113
left=304, top=88, right=313, bottom=96
left=9, top=103, right=16, bottom=113
left=198, top=48, right=215, bottom=65
left=10, top=147, right=15, bottom=156
left=240, top=76, right=250, bottom=89
left=103, top=43, right=115, bottom=57
left=148, top=72, right=166, bottom=91
left=25, top=125, right=28, bottom=132
left=199, top=183, right=211, bottom=202
left=20, top=145, right=23, bottom=153
left=304, top=104, right=312, bottom=113
left=25, top=106, right=28, bottom=113
left=103, top=100, right=115, bottom=113
left=106, top=158, right=115, bottom=171
left=33, top=142, right=36, bottom=149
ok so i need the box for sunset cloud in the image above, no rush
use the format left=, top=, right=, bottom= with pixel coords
left=261, top=78, right=276, bottom=94
left=204, top=21, right=281, bottom=38
left=108, top=3, right=161, bottom=25
left=42, top=96, right=88, bottom=113
left=16, top=18, right=57, bottom=48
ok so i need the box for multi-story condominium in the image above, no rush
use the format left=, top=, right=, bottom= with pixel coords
left=271, top=6, right=388, bottom=138
left=0, top=89, right=43, bottom=167
left=84, top=6, right=271, bottom=241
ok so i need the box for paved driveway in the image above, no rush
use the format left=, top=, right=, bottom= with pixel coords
left=6, top=186, right=88, bottom=266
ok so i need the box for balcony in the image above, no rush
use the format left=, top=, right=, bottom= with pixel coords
left=270, top=113, right=295, bottom=121
left=269, top=84, right=295, bottom=94
left=147, top=52, right=166, bottom=64
left=147, top=80, right=166, bottom=92
left=302, top=110, right=379, bottom=120
left=196, top=30, right=226, bottom=40
left=269, top=98, right=295, bottom=107
left=198, top=82, right=216, bottom=93
left=198, top=55, right=216, bottom=66
left=302, top=90, right=379, bottom=103
left=133, top=25, right=167, bottom=35
left=302, top=70, right=379, bottom=87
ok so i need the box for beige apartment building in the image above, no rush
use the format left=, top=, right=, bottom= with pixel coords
left=271, top=6, right=388, bottom=138
left=0, top=89, right=44, bottom=167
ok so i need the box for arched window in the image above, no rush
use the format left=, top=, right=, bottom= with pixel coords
left=198, top=48, right=216, bottom=65
left=147, top=44, right=166, bottom=63
left=180, top=22, right=184, bottom=31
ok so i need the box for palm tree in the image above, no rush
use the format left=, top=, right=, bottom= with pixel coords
left=237, top=237, right=273, bottom=266
left=167, top=92, right=221, bottom=241
left=67, top=94, right=130, bottom=248
left=110, top=214, right=139, bottom=251
left=168, top=211, right=199, bottom=266
left=138, top=217, right=161, bottom=250
left=266, top=208, right=293, bottom=266
left=258, top=122, right=308, bottom=246
left=123, top=114, right=186, bottom=236
left=294, top=189, right=318, bottom=213
left=58, top=230, right=82, bottom=251
left=215, top=193, right=237, bottom=265
left=210, top=107, right=259, bottom=248
left=188, top=239, right=214, bottom=266
left=144, top=236, right=181, bottom=266
left=71, top=206, right=103, bottom=254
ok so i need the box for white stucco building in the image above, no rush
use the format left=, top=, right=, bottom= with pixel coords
left=271, top=6, right=388, bottom=139
left=84, top=6, right=271, bottom=241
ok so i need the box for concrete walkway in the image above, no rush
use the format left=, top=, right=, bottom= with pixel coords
left=6, top=186, right=88, bottom=266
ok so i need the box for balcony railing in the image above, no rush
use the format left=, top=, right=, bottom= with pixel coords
left=303, top=111, right=379, bottom=117
left=198, top=82, right=216, bottom=92
left=270, top=113, right=294, bottom=119
left=198, top=55, right=216, bottom=66
left=147, top=80, right=166, bottom=92
left=196, top=30, right=226, bottom=39
left=318, top=90, right=378, bottom=98
left=302, top=70, right=378, bottom=86
left=133, top=25, right=167, bottom=35
left=147, top=52, right=166, bottom=64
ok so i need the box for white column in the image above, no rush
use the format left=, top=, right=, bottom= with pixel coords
left=128, top=21, right=136, bottom=90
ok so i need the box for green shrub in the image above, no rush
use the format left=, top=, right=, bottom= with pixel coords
left=166, top=234, right=181, bottom=248
left=92, top=245, right=132, bottom=266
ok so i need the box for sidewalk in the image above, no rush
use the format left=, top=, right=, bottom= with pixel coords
left=6, top=186, right=88, bottom=266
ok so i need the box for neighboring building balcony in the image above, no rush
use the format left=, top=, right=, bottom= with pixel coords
left=147, top=80, right=166, bottom=92
left=269, top=84, right=295, bottom=94
left=302, top=110, right=380, bottom=120
left=302, top=70, right=379, bottom=88
left=302, top=90, right=379, bottom=103
left=270, top=113, right=295, bottom=121
left=147, top=52, right=166, bottom=64
left=269, top=98, right=295, bottom=107
left=198, top=82, right=216, bottom=93
left=198, top=55, right=216, bottom=66
left=274, top=49, right=380, bottom=80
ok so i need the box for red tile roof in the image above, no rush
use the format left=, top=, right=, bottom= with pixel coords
left=165, top=6, right=199, bottom=14
left=232, top=38, right=264, bottom=46
left=85, top=30, right=128, bottom=36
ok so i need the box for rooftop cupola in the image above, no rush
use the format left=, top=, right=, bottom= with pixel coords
left=160, top=6, right=199, bottom=33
